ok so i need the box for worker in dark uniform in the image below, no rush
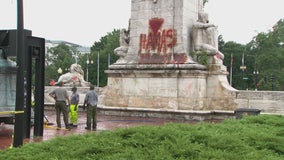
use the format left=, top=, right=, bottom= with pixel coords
left=83, top=85, right=98, bottom=130
left=49, top=82, right=70, bottom=130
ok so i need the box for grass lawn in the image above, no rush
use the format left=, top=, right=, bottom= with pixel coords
left=0, top=114, right=283, bottom=160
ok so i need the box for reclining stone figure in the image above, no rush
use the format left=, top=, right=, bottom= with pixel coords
left=192, top=11, right=224, bottom=64
left=56, top=64, right=90, bottom=87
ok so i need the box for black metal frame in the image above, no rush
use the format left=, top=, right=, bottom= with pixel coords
left=1, top=29, right=45, bottom=146
left=26, top=36, right=45, bottom=137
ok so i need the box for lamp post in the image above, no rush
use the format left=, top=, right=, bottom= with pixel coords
left=97, top=52, right=100, bottom=87
left=57, top=67, right=62, bottom=78
left=253, top=71, right=259, bottom=91
left=65, top=67, right=69, bottom=73
left=240, top=52, right=247, bottom=90
left=86, top=55, right=93, bottom=82
left=57, top=67, right=62, bottom=74
left=240, top=65, right=246, bottom=89
left=86, top=58, right=89, bottom=82
left=229, top=54, right=233, bottom=86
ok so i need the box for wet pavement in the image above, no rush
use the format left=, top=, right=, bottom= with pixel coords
left=0, top=109, right=201, bottom=150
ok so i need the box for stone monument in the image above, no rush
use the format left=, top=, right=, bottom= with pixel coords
left=101, top=0, right=238, bottom=114
left=45, top=63, right=92, bottom=106
left=54, top=64, right=90, bottom=87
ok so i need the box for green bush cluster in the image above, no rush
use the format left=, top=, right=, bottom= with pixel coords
left=0, top=115, right=283, bottom=160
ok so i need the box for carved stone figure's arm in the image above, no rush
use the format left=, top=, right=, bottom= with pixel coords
left=193, top=22, right=215, bottom=29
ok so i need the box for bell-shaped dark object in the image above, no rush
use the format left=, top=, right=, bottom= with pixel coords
left=0, top=49, right=17, bottom=121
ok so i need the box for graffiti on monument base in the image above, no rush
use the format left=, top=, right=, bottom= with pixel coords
left=138, top=17, right=188, bottom=64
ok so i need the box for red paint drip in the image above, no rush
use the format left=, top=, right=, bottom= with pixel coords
left=149, top=18, right=164, bottom=35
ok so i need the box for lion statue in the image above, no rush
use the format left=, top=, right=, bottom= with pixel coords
left=55, top=64, right=90, bottom=87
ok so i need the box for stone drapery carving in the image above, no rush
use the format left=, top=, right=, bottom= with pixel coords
left=192, top=11, right=224, bottom=64
left=56, top=64, right=90, bottom=87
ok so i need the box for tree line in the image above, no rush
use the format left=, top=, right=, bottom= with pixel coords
left=220, top=19, right=284, bottom=91
left=45, top=29, right=120, bottom=87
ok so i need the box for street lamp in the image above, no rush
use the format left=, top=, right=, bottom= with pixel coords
left=253, top=71, right=259, bottom=91
left=240, top=65, right=247, bottom=90
left=57, top=68, right=63, bottom=75
left=86, top=58, right=89, bottom=82
left=97, top=52, right=100, bottom=87
left=86, top=55, right=93, bottom=82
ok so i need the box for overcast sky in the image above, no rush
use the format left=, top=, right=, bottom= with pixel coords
left=0, top=0, right=283, bottom=47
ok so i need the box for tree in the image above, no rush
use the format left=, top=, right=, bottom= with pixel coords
left=219, top=19, right=284, bottom=91
left=219, top=40, right=246, bottom=89
left=87, top=29, right=120, bottom=87
left=45, top=43, right=80, bottom=85
left=247, top=19, right=284, bottom=90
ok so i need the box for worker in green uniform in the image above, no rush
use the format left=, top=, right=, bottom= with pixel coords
left=69, top=86, right=79, bottom=127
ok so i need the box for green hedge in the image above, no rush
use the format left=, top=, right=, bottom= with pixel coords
left=1, top=115, right=283, bottom=160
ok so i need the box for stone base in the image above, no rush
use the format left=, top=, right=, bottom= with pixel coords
left=101, top=64, right=239, bottom=111
left=98, top=106, right=235, bottom=121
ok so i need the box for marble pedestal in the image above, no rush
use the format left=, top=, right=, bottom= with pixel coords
left=101, top=64, right=238, bottom=111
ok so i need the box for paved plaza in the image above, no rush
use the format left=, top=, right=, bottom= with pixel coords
left=1, top=109, right=199, bottom=150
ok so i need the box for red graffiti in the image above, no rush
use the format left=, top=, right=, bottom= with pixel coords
left=149, top=18, right=164, bottom=35
left=49, top=79, right=56, bottom=86
left=139, top=18, right=177, bottom=55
